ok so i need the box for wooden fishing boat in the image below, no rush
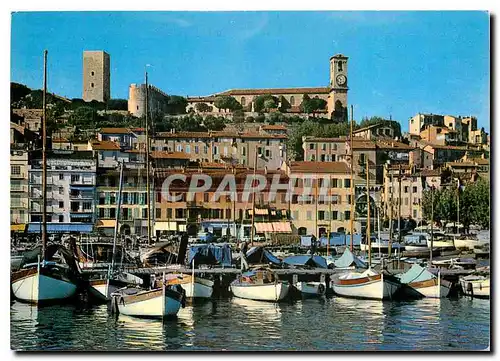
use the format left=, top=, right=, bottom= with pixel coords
left=88, top=272, right=144, bottom=302
left=11, top=261, right=77, bottom=303
left=162, top=274, right=214, bottom=299
left=230, top=268, right=289, bottom=302
left=396, top=264, right=451, bottom=298
left=460, top=275, right=490, bottom=299
left=331, top=268, right=400, bottom=300
left=295, top=281, right=326, bottom=297
left=111, top=284, right=185, bottom=318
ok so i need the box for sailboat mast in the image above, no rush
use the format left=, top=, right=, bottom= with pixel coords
left=250, top=147, right=258, bottom=246
left=366, top=157, right=371, bottom=268
left=145, top=71, right=152, bottom=244
left=349, top=105, right=354, bottom=251
left=111, top=161, right=124, bottom=272
left=41, top=50, right=48, bottom=261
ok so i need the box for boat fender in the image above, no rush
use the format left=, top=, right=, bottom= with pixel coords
left=317, top=283, right=325, bottom=294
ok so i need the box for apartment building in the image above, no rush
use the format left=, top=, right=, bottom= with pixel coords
left=11, top=147, right=30, bottom=228
left=28, top=151, right=97, bottom=234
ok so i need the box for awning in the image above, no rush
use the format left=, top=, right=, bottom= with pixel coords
left=249, top=208, right=269, bottom=216
left=69, top=185, right=95, bottom=190
left=255, top=222, right=274, bottom=233
left=28, top=223, right=94, bottom=234
left=11, top=224, right=26, bottom=232
left=96, top=220, right=116, bottom=228
left=154, top=221, right=178, bottom=231
left=272, top=222, right=292, bottom=233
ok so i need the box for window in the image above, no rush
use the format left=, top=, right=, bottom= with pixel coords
left=338, top=61, right=343, bottom=72
left=331, top=154, right=336, bottom=161
left=186, top=145, right=191, bottom=154
left=404, top=186, right=409, bottom=193
left=311, top=155, right=316, bottom=161
left=322, top=143, right=327, bottom=151
left=309, top=143, right=315, bottom=150
left=59, top=187, right=64, bottom=195
left=99, top=208, right=105, bottom=218
left=265, top=149, right=270, bottom=157
left=331, top=178, right=338, bottom=188
left=83, top=202, right=92, bottom=210
left=142, top=208, right=148, bottom=219
left=90, top=83, right=94, bottom=88
left=290, top=96, right=295, bottom=106
left=241, top=97, right=246, bottom=107
left=344, top=179, right=351, bottom=188
left=242, top=147, right=246, bottom=156
left=110, top=208, right=116, bottom=219
left=321, top=154, right=326, bottom=162
left=176, top=145, right=183, bottom=152
left=226, top=209, right=231, bottom=219
left=91, top=71, right=95, bottom=76
left=345, top=210, right=351, bottom=220
left=413, top=186, right=417, bottom=193
left=331, top=211, right=338, bottom=220
left=59, top=201, right=64, bottom=208
left=195, top=146, right=199, bottom=154
left=11, top=165, right=21, bottom=175
left=306, top=211, right=312, bottom=221
left=413, top=209, right=417, bottom=218
left=156, top=208, right=162, bottom=219
left=167, top=208, right=172, bottom=219
left=204, top=193, right=210, bottom=202
left=59, top=215, right=64, bottom=222
left=71, top=174, right=80, bottom=183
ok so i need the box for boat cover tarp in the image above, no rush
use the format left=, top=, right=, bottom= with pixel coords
left=300, top=236, right=314, bottom=247
left=283, top=255, right=327, bottom=268
left=333, top=248, right=367, bottom=269
left=245, top=247, right=281, bottom=265
left=396, top=264, right=435, bottom=284
left=188, top=244, right=232, bottom=267
left=319, top=233, right=362, bottom=246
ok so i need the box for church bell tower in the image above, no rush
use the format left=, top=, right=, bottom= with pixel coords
left=328, top=54, right=349, bottom=122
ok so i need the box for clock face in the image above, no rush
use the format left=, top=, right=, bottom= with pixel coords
left=336, top=74, right=347, bottom=86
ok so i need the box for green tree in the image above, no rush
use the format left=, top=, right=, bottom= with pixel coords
left=11, top=82, right=31, bottom=104
left=204, top=115, right=226, bottom=131
left=253, top=94, right=278, bottom=113
left=214, top=95, right=242, bottom=112
left=166, top=96, right=188, bottom=115
left=195, top=102, right=213, bottom=113
left=300, top=95, right=327, bottom=117
left=107, top=99, right=128, bottom=111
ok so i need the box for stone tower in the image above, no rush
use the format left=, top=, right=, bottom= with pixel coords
left=327, top=54, right=349, bottom=122
left=82, top=51, right=110, bottom=103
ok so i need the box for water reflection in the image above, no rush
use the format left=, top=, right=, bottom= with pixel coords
left=10, top=296, right=490, bottom=351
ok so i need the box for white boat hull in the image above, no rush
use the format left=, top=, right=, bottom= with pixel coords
left=408, top=278, right=452, bottom=298
left=180, top=281, right=213, bottom=299
left=404, top=245, right=429, bottom=252
left=115, top=289, right=182, bottom=318
left=332, top=273, right=399, bottom=300
left=427, top=240, right=455, bottom=249
left=460, top=278, right=490, bottom=298
left=11, top=271, right=77, bottom=303
left=89, top=282, right=121, bottom=301
left=296, top=282, right=326, bottom=296
left=454, top=238, right=488, bottom=250
left=231, top=282, right=289, bottom=302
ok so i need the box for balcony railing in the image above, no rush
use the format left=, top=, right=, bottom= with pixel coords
left=11, top=173, right=26, bottom=179
left=69, top=193, right=94, bottom=199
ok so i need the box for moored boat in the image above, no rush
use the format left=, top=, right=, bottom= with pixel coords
left=331, top=268, right=400, bottom=300
left=396, top=264, right=451, bottom=298
left=111, top=284, right=185, bottom=318
left=295, top=281, right=326, bottom=297
left=230, top=268, right=289, bottom=302
left=11, top=260, right=78, bottom=303
left=163, top=274, right=214, bottom=299
left=454, top=235, right=489, bottom=250
left=459, top=275, right=490, bottom=299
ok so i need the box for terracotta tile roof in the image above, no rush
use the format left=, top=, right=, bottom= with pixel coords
left=218, top=87, right=330, bottom=96
left=261, top=125, right=287, bottom=131
left=99, top=127, right=143, bottom=134
left=187, top=96, right=216, bottom=102
left=89, top=140, right=121, bottom=151
left=212, top=131, right=287, bottom=140
left=353, top=139, right=377, bottom=149
left=150, top=151, right=191, bottom=160
left=289, top=161, right=351, bottom=174
left=353, top=123, right=391, bottom=133
left=377, top=140, right=414, bottom=150
left=156, top=131, right=211, bottom=139
left=446, top=162, right=477, bottom=167
left=424, top=144, right=468, bottom=151
left=474, top=158, right=489, bottom=165
left=419, top=169, right=441, bottom=177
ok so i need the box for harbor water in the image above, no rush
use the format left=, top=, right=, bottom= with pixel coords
left=11, top=296, right=490, bottom=351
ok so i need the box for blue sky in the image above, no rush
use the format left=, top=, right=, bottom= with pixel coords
left=11, top=11, right=490, bottom=132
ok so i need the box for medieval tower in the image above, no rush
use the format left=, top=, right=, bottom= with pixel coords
left=327, top=54, right=349, bottom=121
left=82, top=51, right=110, bottom=103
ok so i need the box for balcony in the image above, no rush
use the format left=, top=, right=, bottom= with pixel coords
left=69, top=192, right=94, bottom=200
left=187, top=201, right=204, bottom=208
left=11, top=172, right=27, bottom=179
left=70, top=208, right=94, bottom=214
left=11, top=184, right=28, bottom=193
left=11, top=200, right=28, bottom=208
